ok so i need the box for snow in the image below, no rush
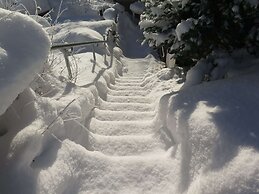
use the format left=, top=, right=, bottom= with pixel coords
left=130, top=1, right=145, bottom=15
left=182, top=49, right=259, bottom=89
left=103, top=7, right=117, bottom=21
left=49, top=26, right=103, bottom=44
left=30, top=15, right=51, bottom=27
left=47, top=20, right=115, bottom=37
left=0, top=8, right=50, bottom=116
left=143, top=31, right=171, bottom=47
left=51, top=51, right=122, bottom=91
left=117, top=12, right=151, bottom=57
left=0, top=46, right=178, bottom=193
left=48, top=0, right=103, bottom=22
left=166, top=64, right=259, bottom=193
left=112, top=3, right=125, bottom=12
left=139, top=19, right=155, bottom=29
left=175, top=18, right=194, bottom=41
left=150, top=6, right=164, bottom=16
left=182, top=59, right=213, bottom=89
left=4, top=0, right=51, bottom=14
left=139, top=17, right=172, bottom=47
left=0, top=2, right=259, bottom=194
left=47, top=20, right=116, bottom=54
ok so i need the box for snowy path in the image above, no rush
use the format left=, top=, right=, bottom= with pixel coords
left=84, top=58, right=178, bottom=193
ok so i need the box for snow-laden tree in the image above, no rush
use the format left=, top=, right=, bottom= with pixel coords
left=141, top=0, right=259, bottom=70
left=139, top=0, right=181, bottom=56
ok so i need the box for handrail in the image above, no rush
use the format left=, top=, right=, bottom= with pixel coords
left=50, top=39, right=108, bottom=80
left=51, top=40, right=107, bottom=50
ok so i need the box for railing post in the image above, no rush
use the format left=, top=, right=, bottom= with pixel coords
left=51, top=40, right=108, bottom=78
left=61, top=48, right=73, bottom=80
left=110, top=49, right=113, bottom=68
left=92, top=44, right=96, bottom=73
left=92, top=44, right=96, bottom=61
left=103, top=35, right=107, bottom=66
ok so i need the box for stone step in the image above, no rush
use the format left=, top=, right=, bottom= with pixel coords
left=116, top=76, right=143, bottom=81
left=89, top=118, right=155, bottom=136
left=107, top=89, right=148, bottom=97
left=109, top=84, right=144, bottom=91
left=114, top=82, right=142, bottom=87
left=106, top=94, right=151, bottom=103
left=115, top=79, right=143, bottom=84
left=90, top=134, right=165, bottom=156
left=63, top=142, right=178, bottom=194
left=99, top=100, right=154, bottom=112
left=94, top=109, right=155, bottom=121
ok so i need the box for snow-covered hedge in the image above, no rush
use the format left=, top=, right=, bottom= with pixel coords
left=0, top=8, right=50, bottom=116
left=141, top=0, right=259, bottom=70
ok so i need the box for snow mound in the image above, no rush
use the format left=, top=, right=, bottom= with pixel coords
left=166, top=65, right=259, bottom=193
left=112, top=3, right=125, bottom=12
left=175, top=18, right=194, bottom=41
left=47, top=20, right=116, bottom=54
left=8, top=0, right=51, bottom=15
left=30, top=15, right=51, bottom=27
left=103, top=7, right=117, bottom=21
left=182, top=50, right=259, bottom=89
left=0, top=45, right=125, bottom=193
left=50, top=26, right=103, bottom=44
left=47, top=20, right=115, bottom=37
left=0, top=8, right=50, bottom=116
left=130, top=1, right=145, bottom=15
left=48, top=0, right=101, bottom=22
left=139, top=19, right=155, bottom=29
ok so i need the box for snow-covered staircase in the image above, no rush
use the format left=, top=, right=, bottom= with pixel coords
left=89, top=75, right=166, bottom=156
left=85, top=59, right=177, bottom=193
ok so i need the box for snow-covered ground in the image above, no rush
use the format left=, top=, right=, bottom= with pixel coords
left=167, top=65, right=259, bottom=193
left=0, top=1, right=259, bottom=194
left=117, top=11, right=151, bottom=58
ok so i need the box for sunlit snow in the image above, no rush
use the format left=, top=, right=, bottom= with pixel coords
left=0, top=1, right=258, bottom=194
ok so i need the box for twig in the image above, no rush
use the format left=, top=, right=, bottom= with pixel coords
left=42, top=98, right=76, bottom=134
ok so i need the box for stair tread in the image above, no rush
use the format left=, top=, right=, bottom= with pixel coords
left=107, top=94, right=151, bottom=103
left=94, top=109, right=155, bottom=121
left=69, top=144, right=178, bottom=194
left=115, top=82, right=142, bottom=87
left=108, top=89, right=147, bottom=96
left=89, top=118, right=155, bottom=136
left=109, top=84, right=144, bottom=91
left=90, top=134, right=165, bottom=156
left=99, top=100, right=154, bottom=111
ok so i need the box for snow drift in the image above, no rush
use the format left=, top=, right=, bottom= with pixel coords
left=130, top=1, right=145, bottom=15
left=0, top=8, right=50, bottom=116
left=0, top=2, right=258, bottom=193
left=165, top=64, right=259, bottom=193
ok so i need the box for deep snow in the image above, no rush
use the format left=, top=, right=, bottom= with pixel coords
left=0, top=2, right=259, bottom=194
left=168, top=65, right=259, bottom=193
left=0, top=8, right=50, bottom=116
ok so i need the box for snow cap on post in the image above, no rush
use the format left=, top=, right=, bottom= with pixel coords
left=103, top=8, right=117, bottom=21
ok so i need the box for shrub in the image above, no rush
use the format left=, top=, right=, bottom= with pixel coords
left=141, top=0, right=259, bottom=70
